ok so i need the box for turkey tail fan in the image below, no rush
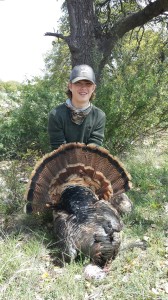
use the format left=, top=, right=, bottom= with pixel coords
left=25, top=143, right=132, bottom=213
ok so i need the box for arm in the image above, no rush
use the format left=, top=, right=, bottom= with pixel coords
left=87, top=112, right=106, bottom=146
left=48, top=109, right=66, bottom=150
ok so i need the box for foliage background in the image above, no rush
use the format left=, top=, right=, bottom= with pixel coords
left=0, top=28, right=167, bottom=157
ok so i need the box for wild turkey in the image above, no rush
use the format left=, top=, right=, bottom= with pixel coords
left=25, top=143, right=132, bottom=268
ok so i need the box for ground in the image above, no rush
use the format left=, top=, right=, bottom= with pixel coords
left=0, top=133, right=167, bottom=299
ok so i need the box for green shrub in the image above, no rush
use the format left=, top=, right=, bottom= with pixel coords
left=0, top=78, right=65, bottom=157
left=96, top=30, right=168, bottom=154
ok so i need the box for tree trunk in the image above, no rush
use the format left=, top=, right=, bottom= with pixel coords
left=66, top=0, right=103, bottom=81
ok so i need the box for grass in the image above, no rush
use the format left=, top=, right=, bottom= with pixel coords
left=0, top=134, right=167, bottom=300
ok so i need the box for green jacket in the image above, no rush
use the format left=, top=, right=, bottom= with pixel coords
left=48, top=103, right=106, bottom=150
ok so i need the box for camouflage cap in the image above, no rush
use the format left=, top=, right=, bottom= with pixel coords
left=70, top=65, right=96, bottom=84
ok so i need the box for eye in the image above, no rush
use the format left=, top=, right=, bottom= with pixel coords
left=75, top=82, right=83, bottom=87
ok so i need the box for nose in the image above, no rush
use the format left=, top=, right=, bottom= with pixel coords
left=79, top=83, right=87, bottom=88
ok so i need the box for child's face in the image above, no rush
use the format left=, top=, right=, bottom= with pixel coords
left=68, top=80, right=96, bottom=108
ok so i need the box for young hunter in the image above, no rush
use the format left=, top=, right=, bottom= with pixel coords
left=48, top=64, right=106, bottom=150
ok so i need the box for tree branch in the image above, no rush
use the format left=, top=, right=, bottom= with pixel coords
left=99, top=0, right=168, bottom=73
left=119, top=0, right=126, bottom=17
left=112, top=0, right=168, bottom=39
left=96, top=0, right=111, bottom=8
left=44, top=32, right=68, bottom=41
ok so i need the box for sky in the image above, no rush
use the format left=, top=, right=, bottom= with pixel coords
left=0, top=0, right=64, bottom=82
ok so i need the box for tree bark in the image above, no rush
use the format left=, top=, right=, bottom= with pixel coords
left=45, top=0, right=168, bottom=84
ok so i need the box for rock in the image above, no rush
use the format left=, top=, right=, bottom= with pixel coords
left=111, top=193, right=133, bottom=215
left=83, top=264, right=106, bottom=280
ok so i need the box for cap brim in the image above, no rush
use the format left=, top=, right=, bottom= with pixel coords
left=71, top=77, right=95, bottom=84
